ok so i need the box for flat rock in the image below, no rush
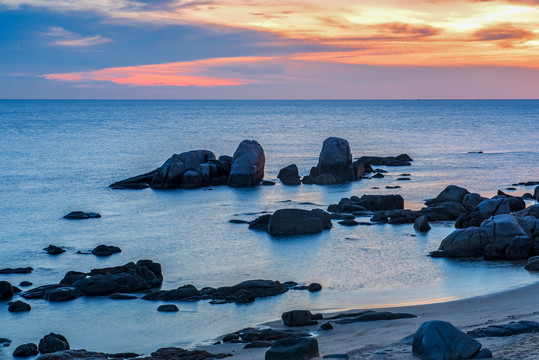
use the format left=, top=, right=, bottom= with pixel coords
left=157, top=304, right=179, bottom=312
left=334, top=311, right=416, bottom=324
left=0, top=267, right=33, bottom=274
left=243, top=341, right=271, bottom=349
left=468, top=320, right=539, bottom=338
left=222, top=327, right=310, bottom=343
left=209, top=279, right=288, bottom=304
left=265, top=337, right=319, bottom=360
left=135, top=347, right=231, bottom=359
left=91, top=245, right=121, bottom=257
left=63, top=211, right=101, bottom=220
left=108, top=293, right=139, bottom=300
left=267, top=209, right=331, bottom=236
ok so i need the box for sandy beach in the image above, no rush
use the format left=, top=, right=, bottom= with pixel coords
left=201, top=280, right=539, bottom=359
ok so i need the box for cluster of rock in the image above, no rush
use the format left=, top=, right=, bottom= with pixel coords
left=12, top=333, right=70, bottom=358
left=249, top=208, right=332, bottom=236
left=110, top=140, right=265, bottom=189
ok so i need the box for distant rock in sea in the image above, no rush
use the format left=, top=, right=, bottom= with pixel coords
left=63, top=211, right=101, bottom=220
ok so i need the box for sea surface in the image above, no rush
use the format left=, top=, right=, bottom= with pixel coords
left=0, top=100, right=538, bottom=357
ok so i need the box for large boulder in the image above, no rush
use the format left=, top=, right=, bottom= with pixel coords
left=227, top=140, right=265, bottom=187
left=303, top=137, right=364, bottom=184
left=431, top=214, right=539, bottom=260
left=414, top=215, right=431, bottom=232
left=151, top=150, right=218, bottom=189
left=412, top=320, right=485, bottom=360
left=60, top=260, right=163, bottom=296
left=265, top=338, right=320, bottom=360
left=426, top=185, right=469, bottom=206
left=267, top=209, right=332, bottom=236
left=278, top=164, right=301, bottom=185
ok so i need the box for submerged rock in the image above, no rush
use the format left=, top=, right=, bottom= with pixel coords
left=227, top=140, right=265, bottom=187
left=63, top=211, right=101, bottom=220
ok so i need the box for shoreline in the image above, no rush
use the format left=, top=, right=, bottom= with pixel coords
left=199, top=280, right=539, bottom=359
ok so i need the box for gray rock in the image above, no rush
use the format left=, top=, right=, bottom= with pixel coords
left=8, top=300, right=31, bottom=312
left=307, top=283, right=322, bottom=292
left=108, top=293, right=138, bottom=300
left=387, top=209, right=422, bottom=224
left=228, top=140, right=265, bottom=187
left=330, top=213, right=355, bottom=220
left=282, top=310, right=318, bottom=327
left=13, top=343, right=38, bottom=357
left=38, top=333, right=70, bottom=354
left=414, top=215, right=431, bottom=232
left=338, top=220, right=359, bottom=226
left=0, top=338, right=11, bottom=346
left=278, top=164, right=301, bottom=185
left=267, top=209, right=331, bottom=236
left=265, top=338, right=319, bottom=360
left=412, top=320, right=483, bottom=360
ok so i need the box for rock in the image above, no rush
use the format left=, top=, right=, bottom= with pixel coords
left=338, top=220, right=359, bottom=226
left=456, top=197, right=510, bottom=228
left=228, top=140, right=265, bottom=187
left=355, top=195, right=404, bottom=211
left=431, top=214, right=539, bottom=260
left=209, top=280, right=288, bottom=304
left=535, top=186, right=539, bottom=201
left=278, top=164, right=301, bottom=185
left=313, top=173, right=338, bottom=185
left=91, top=245, right=121, bottom=257
left=412, top=320, right=484, bottom=360
left=414, top=215, right=431, bottom=232
left=21, top=284, right=74, bottom=300
left=261, top=180, right=275, bottom=186
left=333, top=311, right=416, bottom=324
left=19, top=281, right=33, bottom=287
left=524, top=256, right=539, bottom=271
left=0, top=281, right=14, bottom=300
left=0, top=267, right=33, bottom=274
left=386, top=185, right=401, bottom=189
left=13, top=343, right=38, bottom=357
left=426, top=185, right=469, bottom=205
left=330, top=214, right=355, bottom=220
left=0, top=338, right=11, bottom=346
left=514, top=204, right=539, bottom=219
left=244, top=341, right=271, bottom=349
left=307, top=283, right=322, bottom=292
left=60, top=260, right=163, bottom=296
left=135, top=347, right=231, bottom=359
left=323, top=355, right=348, bottom=359
left=157, top=304, right=179, bottom=312
left=142, top=285, right=200, bottom=301
left=356, top=155, right=412, bottom=166
left=63, top=211, right=101, bottom=220
left=282, top=310, right=318, bottom=327
left=370, top=211, right=388, bottom=223
left=108, top=293, right=138, bottom=300
left=267, top=209, right=331, bottom=236
left=523, top=193, right=533, bottom=200
left=462, top=193, right=484, bottom=210
left=38, top=333, right=70, bottom=354
left=44, top=287, right=82, bottom=302
left=420, top=202, right=468, bottom=221
left=387, top=209, right=422, bottom=224
left=248, top=214, right=271, bottom=230
left=320, top=323, right=333, bottom=330
left=222, top=327, right=310, bottom=343
left=8, top=300, right=31, bottom=312
left=152, top=150, right=218, bottom=189
left=397, top=177, right=411, bottom=181
left=372, top=173, right=384, bottom=178
left=44, top=245, right=65, bottom=255
left=36, top=350, right=110, bottom=359
left=229, top=219, right=249, bottom=224
left=507, top=196, right=526, bottom=212
left=468, top=320, right=539, bottom=338
left=265, top=337, right=319, bottom=360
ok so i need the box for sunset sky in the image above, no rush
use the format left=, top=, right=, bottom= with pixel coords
left=1, top=0, right=538, bottom=99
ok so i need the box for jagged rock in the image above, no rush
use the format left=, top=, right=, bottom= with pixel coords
left=44, top=245, right=65, bottom=255
left=0, top=281, right=14, bottom=300
left=265, top=338, right=319, bottom=360
left=60, top=260, right=163, bottom=296
left=8, top=300, right=31, bottom=312
left=91, top=245, right=121, bottom=257
left=38, top=333, right=70, bottom=354
left=278, top=164, right=301, bottom=185
left=426, top=185, right=469, bottom=206
left=267, top=209, right=331, bottom=236
left=456, top=197, right=510, bottom=228
left=412, top=321, right=485, bottom=360
left=13, top=343, right=38, bottom=357
left=157, top=304, right=179, bottom=312
left=468, top=320, right=539, bottom=338
left=63, top=211, right=101, bottom=220
left=0, top=267, right=33, bottom=274
left=228, top=140, right=265, bottom=187
left=282, top=310, right=318, bottom=327
left=142, top=285, right=200, bottom=301
left=414, top=215, right=431, bottom=232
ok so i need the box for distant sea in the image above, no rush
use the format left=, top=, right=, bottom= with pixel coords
left=0, top=100, right=538, bottom=356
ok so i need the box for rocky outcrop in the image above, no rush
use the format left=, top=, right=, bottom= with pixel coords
left=278, top=164, right=301, bottom=185
left=468, top=320, right=539, bottom=338
left=227, top=140, right=265, bottom=187
left=431, top=214, right=539, bottom=260
left=63, top=211, right=101, bottom=220
left=267, top=209, right=332, bottom=236
left=222, top=327, right=310, bottom=343
left=412, top=321, right=488, bottom=360
left=265, top=338, right=319, bottom=360
left=282, top=310, right=318, bottom=327
left=302, top=137, right=364, bottom=185
left=60, top=260, right=163, bottom=296
left=356, top=154, right=413, bottom=167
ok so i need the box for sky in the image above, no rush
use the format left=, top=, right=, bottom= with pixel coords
left=1, top=0, right=538, bottom=99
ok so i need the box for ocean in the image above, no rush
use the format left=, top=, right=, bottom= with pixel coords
left=0, top=100, right=538, bottom=356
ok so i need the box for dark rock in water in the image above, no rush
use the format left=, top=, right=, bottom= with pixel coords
left=21, top=284, right=78, bottom=300
left=91, top=245, right=121, bottom=257
left=0, top=267, right=33, bottom=274
left=157, top=304, right=179, bottom=312
left=135, top=347, right=231, bottom=359
left=36, top=350, right=110, bottom=359
left=278, top=164, right=301, bottom=185
left=44, top=245, right=65, bottom=255
left=106, top=352, right=140, bottom=358
left=396, top=177, right=411, bottom=181
left=308, top=283, right=322, bottom=292
left=8, top=300, right=31, bottom=312
left=248, top=214, right=271, bottom=230
left=108, top=293, right=138, bottom=300
left=44, top=287, right=82, bottom=302
left=261, top=180, right=275, bottom=186
left=387, top=209, right=422, bottom=224
left=468, top=320, right=539, bottom=338
left=109, top=170, right=156, bottom=190
left=523, top=193, right=533, bottom=200
left=356, top=155, right=412, bottom=167
left=0, top=281, right=14, bottom=300
left=372, top=173, right=384, bottom=178
left=426, top=185, right=469, bottom=206
left=524, top=256, right=539, bottom=271
left=386, top=185, right=401, bottom=189
left=38, top=333, right=70, bottom=354
left=358, top=195, right=404, bottom=211
left=302, top=137, right=364, bottom=185
left=0, top=338, right=11, bottom=346
left=142, top=285, right=200, bottom=301
left=431, top=214, right=539, bottom=260
left=468, top=151, right=483, bottom=154
left=414, top=215, right=431, bottom=233
left=338, top=220, right=359, bottom=226
left=282, top=310, right=318, bottom=327
left=12, top=286, right=21, bottom=294
left=320, top=322, right=333, bottom=331
left=267, top=209, right=331, bottom=236
left=228, top=219, right=249, bottom=224
left=374, top=169, right=387, bottom=173
left=506, top=187, right=516, bottom=191
left=330, top=213, right=355, bottom=220
left=152, top=150, right=218, bottom=189
left=412, top=320, right=484, bottom=360
left=371, top=211, right=388, bottom=223
left=400, top=173, right=411, bottom=176
left=209, top=279, right=288, bottom=304
left=19, top=281, right=32, bottom=287
left=222, top=327, right=310, bottom=343
left=244, top=341, right=271, bottom=349
left=334, top=311, right=416, bottom=324
left=313, top=313, right=323, bottom=320
left=13, top=343, right=38, bottom=357
left=228, top=140, right=265, bottom=187
left=60, top=259, right=163, bottom=296
left=265, top=338, right=319, bottom=360
left=63, top=211, right=101, bottom=220
left=420, top=202, right=467, bottom=221
left=323, top=354, right=349, bottom=359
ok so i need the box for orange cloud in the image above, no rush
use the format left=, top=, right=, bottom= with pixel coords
left=473, top=23, right=535, bottom=46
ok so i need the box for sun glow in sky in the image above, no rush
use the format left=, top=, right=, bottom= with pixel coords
left=0, top=0, right=538, bottom=98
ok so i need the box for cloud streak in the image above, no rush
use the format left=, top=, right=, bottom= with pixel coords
left=43, top=26, right=111, bottom=47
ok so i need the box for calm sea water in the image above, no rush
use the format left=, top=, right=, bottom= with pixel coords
left=0, top=100, right=538, bottom=356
